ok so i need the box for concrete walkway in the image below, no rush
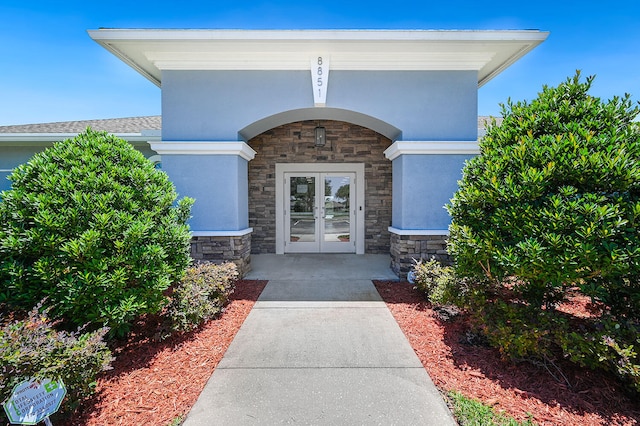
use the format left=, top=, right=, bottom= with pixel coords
left=183, top=254, right=456, bottom=425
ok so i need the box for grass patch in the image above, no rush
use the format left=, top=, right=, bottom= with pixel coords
left=448, top=391, right=536, bottom=426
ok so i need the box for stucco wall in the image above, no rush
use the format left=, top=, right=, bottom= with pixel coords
left=248, top=120, right=392, bottom=254
left=161, top=154, right=249, bottom=231
left=392, top=154, right=474, bottom=230
left=161, top=70, right=477, bottom=141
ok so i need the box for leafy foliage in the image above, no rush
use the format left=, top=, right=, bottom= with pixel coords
left=0, top=303, right=113, bottom=417
left=0, top=129, right=194, bottom=336
left=447, top=72, right=640, bottom=391
left=411, top=258, right=458, bottom=306
left=166, top=262, right=238, bottom=333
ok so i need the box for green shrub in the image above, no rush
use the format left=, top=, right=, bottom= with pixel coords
left=470, top=299, right=640, bottom=391
left=166, top=262, right=238, bottom=333
left=0, top=303, right=113, bottom=417
left=557, top=317, right=640, bottom=392
left=447, top=72, right=640, bottom=391
left=411, top=258, right=458, bottom=305
left=0, top=128, right=194, bottom=336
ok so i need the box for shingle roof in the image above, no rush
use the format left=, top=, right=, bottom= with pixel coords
left=0, top=116, right=161, bottom=134
left=0, top=115, right=499, bottom=135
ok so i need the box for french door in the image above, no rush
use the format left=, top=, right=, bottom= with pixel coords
left=285, top=172, right=356, bottom=253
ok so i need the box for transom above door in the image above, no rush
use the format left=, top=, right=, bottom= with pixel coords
left=276, top=163, right=365, bottom=254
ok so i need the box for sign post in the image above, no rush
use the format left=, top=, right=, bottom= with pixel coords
left=3, top=379, right=67, bottom=425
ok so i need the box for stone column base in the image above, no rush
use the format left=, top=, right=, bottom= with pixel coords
left=190, top=233, right=252, bottom=278
left=389, top=231, right=451, bottom=279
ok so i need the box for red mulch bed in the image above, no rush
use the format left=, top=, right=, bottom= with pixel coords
left=66, top=279, right=639, bottom=426
left=373, top=280, right=640, bottom=426
left=70, top=280, right=267, bottom=426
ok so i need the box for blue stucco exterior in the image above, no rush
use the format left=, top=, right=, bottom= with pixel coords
left=162, top=70, right=312, bottom=141
left=159, top=69, right=478, bottom=234
left=329, top=71, right=477, bottom=141
left=162, top=70, right=477, bottom=142
left=161, top=154, right=249, bottom=231
left=392, top=154, right=474, bottom=230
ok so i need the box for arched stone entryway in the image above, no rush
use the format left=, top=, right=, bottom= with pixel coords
left=248, top=120, right=392, bottom=254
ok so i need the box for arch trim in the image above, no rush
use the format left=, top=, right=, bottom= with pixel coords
left=239, top=108, right=402, bottom=142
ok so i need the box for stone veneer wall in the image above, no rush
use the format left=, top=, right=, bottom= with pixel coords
left=248, top=120, right=392, bottom=254
left=190, top=234, right=252, bottom=277
left=390, top=233, right=452, bottom=278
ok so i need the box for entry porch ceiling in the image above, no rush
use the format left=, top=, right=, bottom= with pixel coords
left=88, top=29, right=548, bottom=88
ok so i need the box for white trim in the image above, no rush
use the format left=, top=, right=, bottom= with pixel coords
left=388, top=227, right=450, bottom=236
left=149, top=141, right=256, bottom=161
left=88, top=29, right=551, bottom=42
left=384, top=141, right=479, bottom=160
left=0, top=169, right=13, bottom=173
left=88, top=29, right=548, bottom=88
left=0, top=133, right=161, bottom=144
left=191, top=228, right=253, bottom=237
left=275, top=163, right=365, bottom=255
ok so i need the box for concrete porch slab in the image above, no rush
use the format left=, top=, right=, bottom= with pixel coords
left=245, top=254, right=398, bottom=281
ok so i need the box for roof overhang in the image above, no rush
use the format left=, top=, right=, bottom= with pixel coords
left=0, top=133, right=161, bottom=146
left=87, top=29, right=548, bottom=88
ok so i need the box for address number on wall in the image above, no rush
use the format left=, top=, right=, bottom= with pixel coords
left=310, top=55, right=330, bottom=106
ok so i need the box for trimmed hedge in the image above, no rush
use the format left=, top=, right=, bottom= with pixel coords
left=0, top=129, right=193, bottom=336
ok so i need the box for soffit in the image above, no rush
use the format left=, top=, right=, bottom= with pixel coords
left=88, top=29, right=548, bottom=88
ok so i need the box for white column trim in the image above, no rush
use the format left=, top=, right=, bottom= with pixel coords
left=384, top=141, right=479, bottom=160
left=191, top=228, right=253, bottom=237
left=149, top=141, right=256, bottom=161
left=388, top=227, right=450, bottom=236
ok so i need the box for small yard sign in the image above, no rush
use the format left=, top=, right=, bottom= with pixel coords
left=3, top=378, right=67, bottom=425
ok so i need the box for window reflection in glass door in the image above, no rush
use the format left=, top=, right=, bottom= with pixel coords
left=323, top=175, right=351, bottom=243
left=289, top=176, right=316, bottom=243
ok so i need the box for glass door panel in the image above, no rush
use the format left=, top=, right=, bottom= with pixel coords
left=289, top=176, right=317, bottom=244
left=323, top=175, right=351, bottom=243
left=319, top=173, right=355, bottom=252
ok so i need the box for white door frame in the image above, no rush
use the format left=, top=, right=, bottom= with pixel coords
left=276, top=163, right=365, bottom=254
left=285, top=171, right=356, bottom=253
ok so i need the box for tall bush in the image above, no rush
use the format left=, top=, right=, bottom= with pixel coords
left=0, top=129, right=193, bottom=335
left=447, top=73, right=640, bottom=390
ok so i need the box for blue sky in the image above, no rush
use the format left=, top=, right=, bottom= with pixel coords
left=1, top=0, right=638, bottom=126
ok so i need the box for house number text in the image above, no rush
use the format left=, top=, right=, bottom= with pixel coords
left=311, top=55, right=329, bottom=106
